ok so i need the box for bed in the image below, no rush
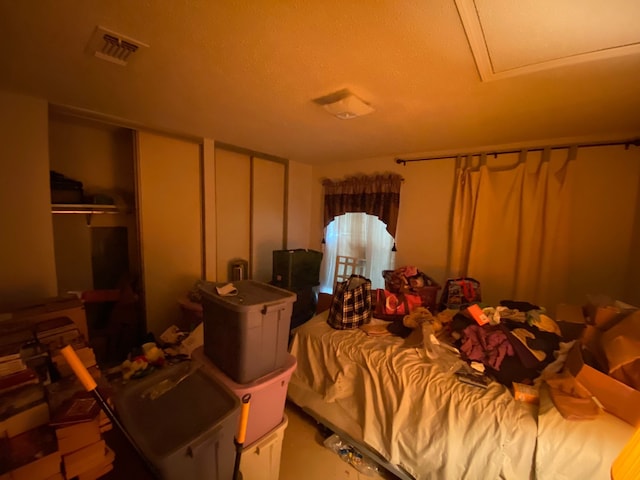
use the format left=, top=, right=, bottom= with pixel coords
left=287, top=311, right=635, bottom=480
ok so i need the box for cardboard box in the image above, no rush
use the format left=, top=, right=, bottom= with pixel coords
left=584, top=295, right=637, bottom=331
left=564, top=342, right=640, bottom=427
left=600, top=310, right=640, bottom=391
left=555, top=301, right=637, bottom=343
left=554, top=303, right=587, bottom=341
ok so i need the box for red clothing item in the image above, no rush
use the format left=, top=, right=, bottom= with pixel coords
left=460, top=324, right=514, bottom=370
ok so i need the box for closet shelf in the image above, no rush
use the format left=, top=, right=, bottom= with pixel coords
left=51, top=204, right=130, bottom=215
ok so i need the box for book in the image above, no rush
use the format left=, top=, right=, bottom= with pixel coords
left=51, top=346, right=96, bottom=378
left=49, top=391, right=101, bottom=428
left=62, top=439, right=107, bottom=479
left=44, top=473, right=65, bottom=480
left=0, top=330, right=35, bottom=360
left=0, top=342, right=23, bottom=363
left=0, top=425, right=61, bottom=480
left=77, top=446, right=115, bottom=480
left=0, top=295, right=82, bottom=319
left=37, top=329, right=82, bottom=351
left=0, top=384, right=46, bottom=422
left=0, top=400, right=50, bottom=438
left=98, top=410, right=112, bottom=433
left=0, top=368, right=39, bottom=395
left=36, top=317, right=82, bottom=351
left=467, top=304, right=490, bottom=326
left=55, top=417, right=102, bottom=455
left=35, top=317, right=77, bottom=338
left=0, top=357, right=27, bottom=377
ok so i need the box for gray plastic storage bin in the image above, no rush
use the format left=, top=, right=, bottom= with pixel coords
left=114, top=362, right=240, bottom=480
left=199, top=280, right=296, bottom=384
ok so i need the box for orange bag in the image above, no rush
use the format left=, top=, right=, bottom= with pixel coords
left=374, top=289, right=422, bottom=320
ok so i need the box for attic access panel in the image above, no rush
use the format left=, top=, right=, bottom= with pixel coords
left=455, top=0, right=640, bottom=81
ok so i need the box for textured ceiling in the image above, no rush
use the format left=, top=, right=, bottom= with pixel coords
left=0, top=0, right=639, bottom=165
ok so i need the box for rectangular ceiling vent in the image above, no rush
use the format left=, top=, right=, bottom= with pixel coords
left=313, top=88, right=374, bottom=119
left=87, top=26, right=148, bottom=66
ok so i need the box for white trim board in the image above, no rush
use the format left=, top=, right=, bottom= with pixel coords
left=454, top=0, right=640, bottom=81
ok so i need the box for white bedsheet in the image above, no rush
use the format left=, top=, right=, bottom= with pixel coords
left=535, top=384, right=634, bottom=480
left=288, top=312, right=538, bottom=480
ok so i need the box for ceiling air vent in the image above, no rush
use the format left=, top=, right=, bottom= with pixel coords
left=86, top=26, right=148, bottom=66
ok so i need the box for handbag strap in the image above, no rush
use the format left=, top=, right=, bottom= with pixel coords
left=347, top=274, right=369, bottom=290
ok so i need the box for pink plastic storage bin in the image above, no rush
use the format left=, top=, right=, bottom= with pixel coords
left=192, top=346, right=296, bottom=446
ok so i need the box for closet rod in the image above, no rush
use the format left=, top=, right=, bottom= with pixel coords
left=395, top=138, right=640, bottom=165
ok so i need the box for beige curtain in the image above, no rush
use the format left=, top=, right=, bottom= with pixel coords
left=447, top=147, right=575, bottom=309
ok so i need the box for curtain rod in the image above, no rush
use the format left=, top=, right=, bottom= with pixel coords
left=395, top=138, right=640, bottom=165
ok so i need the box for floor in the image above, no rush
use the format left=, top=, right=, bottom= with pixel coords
left=280, top=402, right=395, bottom=480
left=102, top=401, right=397, bottom=479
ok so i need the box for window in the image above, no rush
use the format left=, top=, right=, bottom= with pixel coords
left=319, top=213, right=395, bottom=293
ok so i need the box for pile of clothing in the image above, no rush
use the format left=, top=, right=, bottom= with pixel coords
left=447, top=300, right=562, bottom=386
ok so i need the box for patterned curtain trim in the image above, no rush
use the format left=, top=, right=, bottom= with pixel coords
left=322, top=173, right=403, bottom=238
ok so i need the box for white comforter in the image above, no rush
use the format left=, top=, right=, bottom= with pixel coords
left=288, top=312, right=538, bottom=480
left=535, top=384, right=633, bottom=480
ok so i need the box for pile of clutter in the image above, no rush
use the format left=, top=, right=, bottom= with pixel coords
left=119, top=323, right=204, bottom=382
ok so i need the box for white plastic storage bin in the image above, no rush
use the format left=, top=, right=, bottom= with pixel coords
left=113, top=362, right=240, bottom=480
left=239, top=414, right=288, bottom=480
left=192, top=345, right=296, bottom=446
left=199, top=280, right=296, bottom=383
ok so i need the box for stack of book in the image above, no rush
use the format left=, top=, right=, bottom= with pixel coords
left=0, top=343, right=27, bottom=379
left=0, top=382, right=50, bottom=438
left=37, top=318, right=97, bottom=380
left=50, top=346, right=97, bottom=379
left=0, top=424, right=62, bottom=480
left=49, top=391, right=114, bottom=480
left=35, top=318, right=81, bottom=352
left=0, top=335, right=51, bottom=439
left=0, top=322, right=37, bottom=380
left=0, top=297, right=115, bottom=479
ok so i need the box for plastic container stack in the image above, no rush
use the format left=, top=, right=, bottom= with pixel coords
left=113, top=362, right=241, bottom=480
left=197, top=280, right=298, bottom=480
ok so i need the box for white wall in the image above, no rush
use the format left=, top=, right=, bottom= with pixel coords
left=252, top=158, right=285, bottom=282
left=568, top=146, right=640, bottom=306
left=136, top=130, right=203, bottom=336
left=287, top=160, right=313, bottom=249
left=311, top=143, right=640, bottom=309
left=0, top=91, right=57, bottom=302
left=214, top=148, right=251, bottom=281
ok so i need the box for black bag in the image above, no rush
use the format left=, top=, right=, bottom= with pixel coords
left=327, top=275, right=372, bottom=330
left=439, top=277, right=481, bottom=310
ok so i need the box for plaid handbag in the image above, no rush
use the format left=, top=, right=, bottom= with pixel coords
left=327, top=275, right=372, bottom=330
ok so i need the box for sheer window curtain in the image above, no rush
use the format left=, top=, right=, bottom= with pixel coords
left=447, top=147, right=575, bottom=309
left=320, top=173, right=402, bottom=293
left=319, top=213, right=395, bottom=293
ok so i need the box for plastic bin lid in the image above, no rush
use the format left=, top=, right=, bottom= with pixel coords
left=198, top=280, right=296, bottom=308
left=114, top=363, right=240, bottom=457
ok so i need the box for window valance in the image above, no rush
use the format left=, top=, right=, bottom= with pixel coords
left=322, top=173, right=403, bottom=239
